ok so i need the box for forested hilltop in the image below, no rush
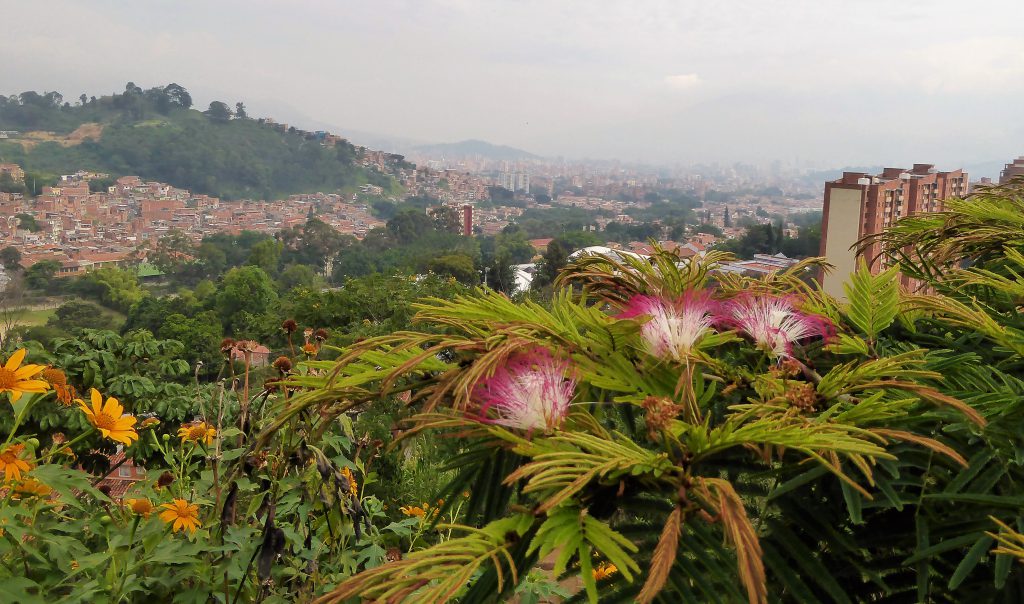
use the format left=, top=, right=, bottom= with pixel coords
left=0, top=83, right=401, bottom=199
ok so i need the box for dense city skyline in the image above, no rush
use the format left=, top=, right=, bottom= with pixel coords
left=2, top=0, right=1022, bottom=171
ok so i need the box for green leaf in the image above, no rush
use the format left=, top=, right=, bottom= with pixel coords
left=948, top=535, right=993, bottom=590
left=844, top=260, right=900, bottom=341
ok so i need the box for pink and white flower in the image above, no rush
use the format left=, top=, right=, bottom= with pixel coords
left=473, top=348, right=575, bottom=432
left=620, top=292, right=717, bottom=361
left=724, top=294, right=833, bottom=357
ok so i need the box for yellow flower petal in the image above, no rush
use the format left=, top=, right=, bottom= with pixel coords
left=4, top=349, right=25, bottom=371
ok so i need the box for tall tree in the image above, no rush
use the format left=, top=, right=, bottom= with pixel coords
left=216, top=266, right=279, bottom=332
left=532, top=240, right=569, bottom=290
left=204, top=101, right=233, bottom=121
left=234, top=102, right=247, bottom=119
left=163, top=83, right=192, bottom=109
left=0, top=246, right=22, bottom=270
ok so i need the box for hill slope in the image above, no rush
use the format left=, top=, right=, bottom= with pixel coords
left=0, top=85, right=400, bottom=200
left=413, top=138, right=539, bottom=161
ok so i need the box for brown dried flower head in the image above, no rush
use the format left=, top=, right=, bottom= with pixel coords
left=786, top=382, right=818, bottom=411
left=642, top=396, right=681, bottom=438
left=282, top=319, right=298, bottom=334
left=235, top=340, right=258, bottom=353
left=156, top=471, right=175, bottom=489
left=273, top=356, right=293, bottom=374
left=40, top=367, right=67, bottom=387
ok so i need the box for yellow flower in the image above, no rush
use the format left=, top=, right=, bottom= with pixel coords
left=13, top=478, right=52, bottom=499
left=140, top=417, right=160, bottom=429
left=301, top=343, right=319, bottom=357
left=177, top=421, right=217, bottom=444
left=77, top=389, right=139, bottom=445
left=0, top=349, right=48, bottom=404
left=340, top=466, right=358, bottom=497
left=159, top=499, right=201, bottom=533
left=0, top=444, right=32, bottom=483
left=125, top=498, right=154, bottom=518
left=70, top=560, right=79, bottom=571
left=593, top=561, right=618, bottom=581
left=400, top=505, right=426, bottom=518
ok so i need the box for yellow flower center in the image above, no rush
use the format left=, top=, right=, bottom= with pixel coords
left=128, top=499, right=154, bottom=515
left=91, top=411, right=119, bottom=431
left=0, top=367, right=16, bottom=389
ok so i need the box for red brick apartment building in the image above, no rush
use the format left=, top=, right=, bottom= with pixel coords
left=820, top=164, right=968, bottom=297
left=1000, top=157, right=1024, bottom=183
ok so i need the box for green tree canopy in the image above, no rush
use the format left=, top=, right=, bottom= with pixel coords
left=216, top=266, right=278, bottom=332
left=0, top=246, right=21, bottom=270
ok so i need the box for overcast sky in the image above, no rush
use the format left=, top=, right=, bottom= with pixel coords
left=2, top=0, right=1022, bottom=169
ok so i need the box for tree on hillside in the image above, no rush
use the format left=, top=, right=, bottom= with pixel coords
left=426, top=253, right=478, bottom=285
left=386, top=210, right=435, bottom=245
left=15, top=213, right=40, bottom=232
left=277, top=264, right=319, bottom=292
left=247, top=239, right=283, bottom=275
left=163, top=83, right=192, bottom=109
left=157, top=311, right=223, bottom=375
left=147, top=229, right=195, bottom=279
left=723, top=206, right=732, bottom=228
left=694, top=223, right=723, bottom=237
left=428, top=206, right=462, bottom=234
left=47, top=300, right=116, bottom=333
left=277, top=218, right=353, bottom=272
left=494, top=229, right=536, bottom=264
left=24, top=260, right=60, bottom=290
left=74, top=267, right=144, bottom=312
left=234, top=102, right=247, bottom=119
left=0, top=172, right=25, bottom=194
left=144, top=86, right=173, bottom=114
left=204, top=101, right=233, bottom=121
left=216, top=266, right=278, bottom=331
left=0, top=246, right=22, bottom=271
left=532, top=239, right=570, bottom=290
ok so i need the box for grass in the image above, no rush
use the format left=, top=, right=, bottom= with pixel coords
left=6, top=308, right=55, bottom=325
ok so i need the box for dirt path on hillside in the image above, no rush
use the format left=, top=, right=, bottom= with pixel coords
left=13, top=122, right=104, bottom=149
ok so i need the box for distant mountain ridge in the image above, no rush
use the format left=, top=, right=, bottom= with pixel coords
left=412, top=139, right=540, bottom=161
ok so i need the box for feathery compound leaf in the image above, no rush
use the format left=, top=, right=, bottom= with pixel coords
left=636, top=506, right=683, bottom=604
left=694, top=478, right=766, bottom=604
left=529, top=507, right=640, bottom=604
left=507, top=432, right=677, bottom=513
left=844, top=261, right=900, bottom=342
left=314, top=515, right=533, bottom=604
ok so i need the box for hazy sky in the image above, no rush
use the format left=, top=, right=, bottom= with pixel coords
left=2, top=0, right=1023, bottom=168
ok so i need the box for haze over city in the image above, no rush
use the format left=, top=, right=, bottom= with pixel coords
left=2, top=0, right=1022, bottom=169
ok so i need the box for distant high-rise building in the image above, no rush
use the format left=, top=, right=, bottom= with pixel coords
left=498, top=170, right=530, bottom=193
left=1000, top=157, right=1024, bottom=183
left=820, top=163, right=968, bottom=297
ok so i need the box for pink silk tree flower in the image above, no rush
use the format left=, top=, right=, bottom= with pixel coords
left=473, top=348, right=575, bottom=432
left=620, top=292, right=718, bottom=361
left=724, top=294, right=833, bottom=358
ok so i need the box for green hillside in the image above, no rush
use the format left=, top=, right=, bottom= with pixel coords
left=0, top=83, right=402, bottom=200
